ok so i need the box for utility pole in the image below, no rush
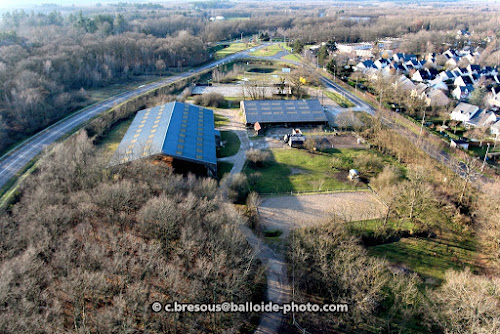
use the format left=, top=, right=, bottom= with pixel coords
left=418, top=108, right=427, bottom=146
left=481, top=143, right=491, bottom=172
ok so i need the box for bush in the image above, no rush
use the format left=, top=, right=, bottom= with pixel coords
left=354, top=153, right=385, bottom=176
left=219, top=173, right=249, bottom=203
left=246, top=149, right=271, bottom=168
left=193, top=92, right=225, bottom=108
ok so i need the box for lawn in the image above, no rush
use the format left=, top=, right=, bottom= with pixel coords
left=217, top=131, right=241, bottom=158
left=280, top=43, right=292, bottom=52
left=214, top=113, right=231, bottom=127
left=281, top=54, right=301, bottom=62
left=217, top=161, right=234, bottom=179
left=348, top=219, right=415, bottom=236
left=244, top=148, right=367, bottom=194
left=215, top=42, right=256, bottom=60
left=87, top=75, right=162, bottom=102
left=96, top=118, right=133, bottom=158
left=367, top=233, right=478, bottom=284
left=249, top=44, right=283, bottom=57
left=323, top=90, right=356, bottom=108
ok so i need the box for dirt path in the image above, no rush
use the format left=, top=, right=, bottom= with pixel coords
left=217, top=109, right=290, bottom=333
left=215, top=108, right=251, bottom=174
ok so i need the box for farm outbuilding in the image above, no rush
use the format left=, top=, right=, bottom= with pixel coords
left=109, top=101, right=217, bottom=177
left=241, top=99, right=328, bottom=126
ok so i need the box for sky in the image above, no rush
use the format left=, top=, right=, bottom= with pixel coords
left=0, top=0, right=167, bottom=10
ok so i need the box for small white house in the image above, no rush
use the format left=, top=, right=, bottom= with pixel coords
left=464, top=109, right=498, bottom=128
left=452, top=85, right=474, bottom=100
left=491, top=120, right=500, bottom=136
left=487, top=86, right=500, bottom=108
left=450, top=102, right=480, bottom=122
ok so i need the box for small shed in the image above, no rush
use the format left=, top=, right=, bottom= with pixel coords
left=450, top=139, right=469, bottom=150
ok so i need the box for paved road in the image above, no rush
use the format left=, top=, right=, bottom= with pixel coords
left=0, top=43, right=273, bottom=190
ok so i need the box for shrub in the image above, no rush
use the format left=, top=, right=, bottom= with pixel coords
left=194, top=92, right=225, bottom=108
left=219, top=173, right=249, bottom=203
left=246, top=149, right=271, bottom=168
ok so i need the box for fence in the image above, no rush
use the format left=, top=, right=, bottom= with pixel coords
left=258, top=187, right=371, bottom=197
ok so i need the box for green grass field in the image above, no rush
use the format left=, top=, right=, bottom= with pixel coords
left=249, top=44, right=283, bottom=57
left=244, top=148, right=367, bottom=193
left=217, top=131, right=241, bottom=158
left=281, top=54, right=301, bottom=62
left=281, top=43, right=292, bottom=52
left=367, top=233, right=478, bottom=284
left=215, top=42, right=257, bottom=60
left=348, top=219, right=415, bottom=236
left=96, top=118, right=133, bottom=158
left=217, top=161, right=234, bottom=179
left=214, top=113, right=231, bottom=127
left=87, top=75, right=162, bottom=102
left=323, top=90, right=356, bottom=108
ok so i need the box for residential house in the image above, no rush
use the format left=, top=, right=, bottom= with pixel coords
left=395, top=75, right=416, bottom=91
left=374, top=58, right=390, bottom=70
left=429, top=77, right=449, bottom=91
left=491, top=120, right=500, bottom=136
left=454, top=75, right=474, bottom=87
left=464, top=109, right=498, bottom=128
left=466, top=64, right=481, bottom=75
left=487, top=86, right=500, bottom=107
left=452, top=85, right=475, bottom=100
left=405, top=59, right=426, bottom=70
left=425, top=88, right=450, bottom=107
left=451, top=67, right=464, bottom=78
left=393, top=53, right=417, bottom=63
left=354, top=59, right=376, bottom=72
left=450, top=102, right=479, bottom=122
left=438, top=70, right=457, bottom=82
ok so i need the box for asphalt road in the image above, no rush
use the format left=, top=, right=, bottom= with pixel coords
left=0, top=43, right=272, bottom=190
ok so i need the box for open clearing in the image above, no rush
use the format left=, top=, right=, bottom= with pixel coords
left=249, top=43, right=283, bottom=57
left=244, top=148, right=369, bottom=193
left=259, top=192, right=385, bottom=238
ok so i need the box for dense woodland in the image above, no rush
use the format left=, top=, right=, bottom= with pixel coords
left=0, top=130, right=264, bottom=333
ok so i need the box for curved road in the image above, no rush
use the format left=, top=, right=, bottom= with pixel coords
left=0, top=43, right=272, bottom=190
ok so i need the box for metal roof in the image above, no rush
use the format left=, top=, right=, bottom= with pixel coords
left=242, top=99, right=327, bottom=124
left=110, top=101, right=216, bottom=167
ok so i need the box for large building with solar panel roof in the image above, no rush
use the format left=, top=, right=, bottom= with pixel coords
left=109, top=101, right=218, bottom=177
left=241, top=99, right=328, bottom=126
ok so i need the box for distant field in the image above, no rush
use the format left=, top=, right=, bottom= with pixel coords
left=215, top=42, right=257, bottom=59
left=281, top=54, right=301, bottom=62
left=323, top=90, right=356, bottom=108
left=249, top=44, right=283, bottom=57
left=86, top=75, right=162, bottom=102
left=244, top=148, right=367, bottom=194
left=96, top=118, right=133, bottom=159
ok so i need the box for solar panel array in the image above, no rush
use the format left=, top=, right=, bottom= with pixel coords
left=110, top=101, right=216, bottom=167
left=242, top=99, right=327, bottom=124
